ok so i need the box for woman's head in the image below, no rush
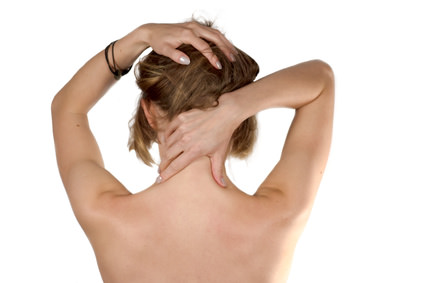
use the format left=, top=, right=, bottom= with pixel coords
left=128, top=22, right=259, bottom=166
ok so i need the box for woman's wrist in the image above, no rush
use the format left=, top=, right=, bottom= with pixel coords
left=219, top=92, right=251, bottom=130
left=131, top=24, right=151, bottom=51
left=113, top=25, right=151, bottom=70
left=222, top=82, right=262, bottom=119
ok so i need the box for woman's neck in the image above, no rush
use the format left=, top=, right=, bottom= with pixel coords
left=158, top=156, right=228, bottom=188
left=152, top=131, right=234, bottom=192
left=154, top=141, right=234, bottom=192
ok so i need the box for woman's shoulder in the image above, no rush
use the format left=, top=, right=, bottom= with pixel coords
left=83, top=180, right=301, bottom=236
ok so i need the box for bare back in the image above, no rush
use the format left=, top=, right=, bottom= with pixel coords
left=51, top=33, right=334, bottom=282
left=83, top=161, right=305, bottom=283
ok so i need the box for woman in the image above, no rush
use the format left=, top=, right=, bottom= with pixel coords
left=52, top=21, right=334, bottom=283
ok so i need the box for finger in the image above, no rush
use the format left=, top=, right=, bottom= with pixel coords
left=163, top=110, right=198, bottom=147
left=191, top=25, right=238, bottom=61
left=218, top=32, right=239, bottom=55
left=205, top=30, right=238, bottom=61
left=158, top=141, right=184, bottom=173
left=160, top=151, right=197, bottom=182
left=158, top=157, right=171, bottom=176
left=163, top=121, right=186, bottom=150
left=161, top=45, right=191, bottom=65
left=187, top=21, right=237, bottom=54
left=164, top=125, right=183, bottom=149
left=217, top=36, right=238, bottom=62
left=181, top=33, right=222, bottom=69
left=209, top=151, right=227, bottom=187
left=164, top=112, right=186, bottom=140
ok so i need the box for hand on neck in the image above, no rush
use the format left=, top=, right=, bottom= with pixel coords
left=156, top=142, right=230, bottom=190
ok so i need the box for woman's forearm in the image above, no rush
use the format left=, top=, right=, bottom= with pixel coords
left=51, top=26, right=150, bottom=114
left=225, top=60, right=333, bottom=124
left=158, top=60, right=334, bottom=184
left=51, top=21, right=238, bottom=115
left=51, top=21, right=240, bottom=190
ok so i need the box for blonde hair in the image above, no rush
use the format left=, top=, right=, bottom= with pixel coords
left=128, top=23, right=259, bottom=166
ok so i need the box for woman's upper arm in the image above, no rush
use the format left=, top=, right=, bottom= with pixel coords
left=51, top=105, right=103, bottom=182
left=255, top=66, right=335, bottom=218
left=51, top=105, right=130, bottom=213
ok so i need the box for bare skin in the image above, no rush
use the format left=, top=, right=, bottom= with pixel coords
left=52, top=22, right=334, bottom=283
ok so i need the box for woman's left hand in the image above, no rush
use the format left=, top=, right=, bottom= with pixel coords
left=140, top=21, right=238, bottom=69
left=158, top=93, right=242, bottom=187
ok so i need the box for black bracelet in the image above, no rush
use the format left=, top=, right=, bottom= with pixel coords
left=104, top=40, right=132, bottom=80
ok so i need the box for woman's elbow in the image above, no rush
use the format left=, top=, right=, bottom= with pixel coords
left=313, top=59, right=334, bottom=85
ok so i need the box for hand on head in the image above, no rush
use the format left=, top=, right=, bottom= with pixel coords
left=134, top=21, right=257, bottom=187
left=141, top=21, right=237, bottom=186
left=145, top=21, right=237, bottom=70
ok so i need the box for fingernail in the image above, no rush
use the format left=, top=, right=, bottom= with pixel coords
left=216, top=61, right=222, bottom=69
left=179, top=56, right=190, bottom=65
left=230, top=54, right=236, bottom=62
left=156, top=175, right=163, bottom=184
left=221, top=177, right=227, bottom=187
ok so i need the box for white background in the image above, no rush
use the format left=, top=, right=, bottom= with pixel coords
left=1, top=0, right=424, bottom=282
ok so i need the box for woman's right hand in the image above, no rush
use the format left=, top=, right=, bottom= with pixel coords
left=141, top=21, right=237, bottom=69
left=114, top=21, right=238, bottom=78
left=158, top=94, right=242, bottom=187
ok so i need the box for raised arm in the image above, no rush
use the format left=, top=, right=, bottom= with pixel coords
left=51, top=22, right=238, bottom=217
left=237, top=60, right=334, bottom=217
left=160, top=60, right=334, bottom=217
